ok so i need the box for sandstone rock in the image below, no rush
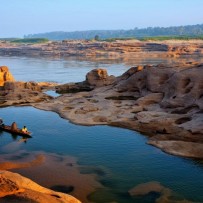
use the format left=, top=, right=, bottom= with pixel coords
left=1, top=63, right=203, bottom=159
left=86, top=68, right=115, bottom=87
left=0, top=66, right=15, bottom=86
left=148, top=140, right=203, bottom=158
left=56, top=82, right=94, bottom=93
left=146, top=66, right=174, bottom=93
left=161, top=65, right=203, bottom=110
left=0, top=170, right=81, bottom=203
left=135, top=93, right=164, bottom=106
left=3, top=81, right=41, bottom=91
left=56, top=69, right=115, bottom=94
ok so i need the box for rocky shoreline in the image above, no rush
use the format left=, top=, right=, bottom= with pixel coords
left=0, top=51, right=203, bottom=202
left=0, top=64, right=203, bottom=159
left=36, top=63, right=203, bottom=159
left=1, top=39, right=203, bottom=59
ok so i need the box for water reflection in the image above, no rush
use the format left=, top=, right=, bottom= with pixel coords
left=1, top=55, right=202, bottom=84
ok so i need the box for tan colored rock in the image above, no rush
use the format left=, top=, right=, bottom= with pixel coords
left=3, top=81, right=41, bottom=91
left=135, top=93, right=164, bottom=106
left=0, top=170, right=81, bottom=203
left=129, top=181, right=165, bottom=196
left=148, top=140, right=203, bottom=158
left=161, top=65, right=203, bottom=110
left=1, top=63, right=203, bottom=159
left=0, top=66, right=15, bottom=86
left=86, top=68, right=116, bottom=87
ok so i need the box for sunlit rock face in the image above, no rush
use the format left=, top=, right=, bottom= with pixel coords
left=0, top=170, right=81, bottom=203
left=0, top=66, right=15, bottom=86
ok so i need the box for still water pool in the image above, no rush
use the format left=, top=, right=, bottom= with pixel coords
left=0, top=106, right=203, bottom=203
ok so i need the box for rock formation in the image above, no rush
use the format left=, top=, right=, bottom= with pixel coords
left=0, top=40, right=203, bottom=60
left=0, top=81, right=52, bottom=106
left=0, top=66, right=15, bottom=86
left=34, top=63, right=203, bottom=159
left=0, top=170, right=81, bottom=203
left=0, top=64, right=202, bottom=158
left=56, top=68, right=115, bottom=93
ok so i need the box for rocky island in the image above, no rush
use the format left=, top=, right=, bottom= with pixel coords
left=0, top=39, right=203, bottom=202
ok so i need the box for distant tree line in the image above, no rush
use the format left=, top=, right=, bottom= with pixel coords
left=24, top=24, right=203, bottom=41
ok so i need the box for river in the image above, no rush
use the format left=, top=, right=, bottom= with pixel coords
left=0, top=56, right=203, bottom=203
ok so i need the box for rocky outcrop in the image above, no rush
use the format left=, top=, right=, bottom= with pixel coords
left=0, top=40, right=203, bottom=59
left=34, top=63, right=203, bottom=159
left=0, top=170, right=81, bottom=203
left=86, top=68, right=115, bottom=87
left=0, top=64, right=202, bottom=158
left=0, top=66, right=15, bottom=86
left=0, top=79, right=52, bottom=106
left=56, top=68, right=116, bottom=93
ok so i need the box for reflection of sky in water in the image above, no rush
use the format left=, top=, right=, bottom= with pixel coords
left=0, top=107, right=203, bottom=202
left=1, top=55, right=201, bottom=84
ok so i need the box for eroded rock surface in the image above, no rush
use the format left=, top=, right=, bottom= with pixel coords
left=0, top=80, right=52, bottom=106
left=34, top=63, right=203, bottom=159
left=0, top=170, right=81, bottom=203
left=56, top=68, right=115, bottom=93
left=1, top=40, right=203, bottom=59
left=0, top=64, right=202, bottom=159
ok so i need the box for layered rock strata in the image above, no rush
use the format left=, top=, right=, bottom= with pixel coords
left=0, top=81, right=52, bottom=106
left=0, top=40, right=203, bottom=58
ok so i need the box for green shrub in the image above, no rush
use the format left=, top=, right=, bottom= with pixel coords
left=11, top=38, right=49, bottom=44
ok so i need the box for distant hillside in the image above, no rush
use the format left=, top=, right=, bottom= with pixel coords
left=25, top=24, right=203, bottom=40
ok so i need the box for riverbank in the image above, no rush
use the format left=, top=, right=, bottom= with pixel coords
left=0, top=39, right=203, bottom=59
left=34, top=63, right=203, bottom=159
left=0, top=62, right=203, bottom=202
left=0, top=63, right=202, bottom=159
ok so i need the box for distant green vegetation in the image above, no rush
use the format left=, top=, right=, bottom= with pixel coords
left=0, top=38, right=20, bottom=41
left=98, top=35, right=203, bottom=42
left=139, top=35, right=203, bottom=41
left=11, top=38, right=49, bottom=44
left=101, top=37, right=136, bottom=42
left=24, top=24, right=203, bottom=40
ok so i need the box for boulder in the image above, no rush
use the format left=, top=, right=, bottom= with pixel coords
left=86, top=68, right=115, bottom=87
left=0, top=66, right=15, bottom=86
left=56, top=69, right=116, bottom=93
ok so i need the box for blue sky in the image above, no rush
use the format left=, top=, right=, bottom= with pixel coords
left=1, top=0, right=203, bottom=37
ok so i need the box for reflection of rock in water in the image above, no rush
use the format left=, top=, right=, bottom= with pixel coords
left=0, top=154, right=45, bottom=170
left=129, top=181, right=196, bottom=203
left=0, top=151, right=103, bottom=203
left=50, top=185, right=74, bottom=194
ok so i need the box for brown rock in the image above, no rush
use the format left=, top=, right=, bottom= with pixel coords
left=86, top=68, right=115, bottom=87
left=161, top=65, right=203, bottom=110
left=3, top=81, right=41, bottom=91
left=0, top=66, right=15, bottom=86
left=0, top=170, right=81, bottom=203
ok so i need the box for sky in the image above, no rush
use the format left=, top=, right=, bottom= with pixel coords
left=1, top=0, right=203, bottom=38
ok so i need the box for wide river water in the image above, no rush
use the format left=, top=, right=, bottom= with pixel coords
left=0, top=56, right=203, bottom=203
